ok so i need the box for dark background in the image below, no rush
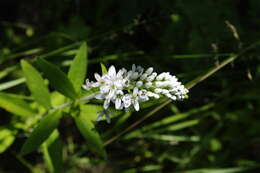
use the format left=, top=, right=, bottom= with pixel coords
left=1, top=0, right=260, bottom=172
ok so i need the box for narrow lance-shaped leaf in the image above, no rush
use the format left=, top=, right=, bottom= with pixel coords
left=0, top=78, right=25, bottom=91
left=0, top=92, right=35, bottom=118
left=74, top=105, right=106, bottom=158
left=42, top=130, right=63, bottom=173
left=37, top=58, right=77, bottom=100
left=68, top=42, right=87, bottom=93
left=21, top=60, right=52, bottom=109
left=20, top=110, right=62, bottom=155
left=100, top=63, right=108, bottom=75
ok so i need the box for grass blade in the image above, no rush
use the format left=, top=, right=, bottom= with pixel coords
left=0, top=78, right=25, bottom=91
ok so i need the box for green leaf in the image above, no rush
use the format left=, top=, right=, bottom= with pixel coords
left=142, top=103, right=214, bottom=132
left=37, top=57, right=77, bottom=100
left=0, top=92, right=35, bottom=118
left=43, top=130, right=63, bottom=173
left=20, top=111, right=62, bottom=155
left=21, top=60, right=52, bottom=109
left=0, top=128, right=16, bottom=153
left=153, top=119, right=199, bottom=133
left=183, top=167, right=253, bottom=173
left=0, top=78, right=25, bottom=91
left=100, top=63, right=107, bottom=74
left=68, top=42, right=87, bottom=93
left=74, top=105, right=106, bottom=158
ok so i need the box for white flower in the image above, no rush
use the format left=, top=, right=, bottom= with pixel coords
left=145, top=67, right=153, bottom=75
left=136, top=81, right=143, bottom=88
left=138, top=89, right=149, bottom=101
left=122, top=94, right=132, bottom=108
left=145, top=82, right=152, bottom=88
left=132, top=87, right=140, bottom=111
left=82, top=79, right=93, bottom=90
left=82, top=64, right=189, bottom=120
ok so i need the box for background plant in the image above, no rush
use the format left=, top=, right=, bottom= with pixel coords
left=1, top=0, right=260, bottom=173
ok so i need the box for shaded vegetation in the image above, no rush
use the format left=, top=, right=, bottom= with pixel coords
left=1, top=0, right=260, bottom=172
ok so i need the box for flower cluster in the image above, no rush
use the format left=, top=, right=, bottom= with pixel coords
left=82, top=65, right=188, bottom=113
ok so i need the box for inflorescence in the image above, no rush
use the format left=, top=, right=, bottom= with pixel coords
left=82, top=65, right=188, bottom=116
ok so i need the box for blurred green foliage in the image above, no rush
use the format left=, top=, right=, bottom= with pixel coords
left=1, top=0, right=260, bottom=172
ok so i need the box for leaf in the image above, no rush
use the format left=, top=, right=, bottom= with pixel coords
left=0, top=128, right=16, bottom=153
left=100, top=63, right=107, bottom=74
left=183, top=167, right=253, bottom=173
left=37, top=57, right=77, bottom=100
left=20, top=111, right=62, bottom=155
left=21, top=60, right=52, bottom=109
left=142, top=103, right=214, bottom=132
left=0, top=92, right=35, bottom=118
left=74, top=105, right=106, bottom=158
left=153, top=119, right=200, bottom=133
left=43, top=130, right=63, bottom=173
left=68, top=42, right=87, bottom=93
left=0, top=78, right=25, bottom=91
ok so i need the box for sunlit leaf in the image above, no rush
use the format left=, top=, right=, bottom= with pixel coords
left=37, top=57, right=77, bottom=100
left=20, top=111, right=62, bottom=155
left=68, top=42, right=87, bottom=93
left=0, top=128, right=16, bottom=153
left=0, top=92, right=35, bottom=118
left=21, top=60, right=52, bottom=109
left=100, top=63, right=107, bottom=74
left=0, top=78, right=25, bottom=91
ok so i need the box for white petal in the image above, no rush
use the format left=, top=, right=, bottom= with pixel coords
left=107, top=89, right=116, bottom=99
left=145, top=82, right=152, bottom=88
left=136, top=81, right=143, bottom=87
left=132, top=64, right=136, bottom=71
left=104, top=99, right=110, bottom=109
left=108, top=65, right=116, bottom=76
left=117, top=69, right=124, bottom=78
left=133, top=87, right=138, bottom=96
left=92, top=82, right=100, bottom=88
left=95, top=93, right=105, bottom=100
left=133, top=99, right=140, bottom=111
left=145, top=67, right=153, bottom=75
left=140, top=73, right=148, bottom=80
left=115, top=98, right=121, bottom=109
left=122, top=94, right=132, bottom=108
left=116, top=90, right=124, bottom=95
left=100, top=85, right=110, bottom=93
left=82, top=84, right=89, bottom=90
left=94, top=73, right=101, bottom=81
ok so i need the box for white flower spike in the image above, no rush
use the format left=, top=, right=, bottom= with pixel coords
left=82, top=64, right=189, bottom=121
